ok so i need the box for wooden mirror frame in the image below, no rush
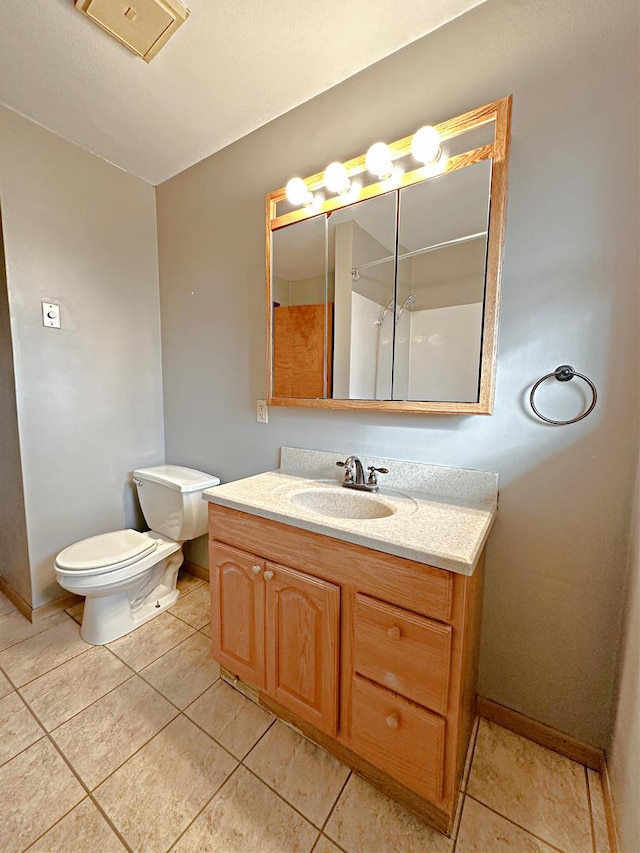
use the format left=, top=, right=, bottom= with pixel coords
left=265, top=95, right=512, bottom=415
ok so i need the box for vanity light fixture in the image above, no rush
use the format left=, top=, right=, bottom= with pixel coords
left=365, top=142, right=394, bottom=180
left=323, top=161, right=351, bottom=195
left=411, top=125, right=442, bottom=165
left=285, top=177, right=314, bottom=207
left=282, top=120, right=444, bottom=209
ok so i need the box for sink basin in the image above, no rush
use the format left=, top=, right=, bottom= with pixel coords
left=289, top=488, right=396, bottom=520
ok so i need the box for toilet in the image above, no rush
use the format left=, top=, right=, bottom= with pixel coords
left=54, top=465, right=220, bottom=645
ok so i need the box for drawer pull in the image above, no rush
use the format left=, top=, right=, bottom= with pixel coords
left=386, top=713, right=400, bottom=729
left=251, top=565, right=262, bottom=575
left=264, top=570, right=274, bottom=580
left=387, top=625, right=401, bottom=640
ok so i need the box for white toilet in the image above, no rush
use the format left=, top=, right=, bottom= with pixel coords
left=55, top=465, right=220, bottom=645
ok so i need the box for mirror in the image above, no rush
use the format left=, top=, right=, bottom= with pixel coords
left=266, top=97, right=512, bottom=415
left=272, top=216, right=331, bottom=398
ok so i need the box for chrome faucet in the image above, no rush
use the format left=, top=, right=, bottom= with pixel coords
left=336, top=456, right=389, bottom=492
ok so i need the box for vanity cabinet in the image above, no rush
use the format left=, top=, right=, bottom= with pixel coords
left=208, top=504, right=484, bottom=835
left=210, top=543, right=266, bottom=688
left=210, top=542, right=340, bottom=734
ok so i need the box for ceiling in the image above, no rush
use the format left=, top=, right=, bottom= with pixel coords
left=0, top=0, right=486, bottom=186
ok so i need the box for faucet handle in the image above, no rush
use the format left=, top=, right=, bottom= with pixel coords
left=336, top=460, right=354, bottom=482
left=367, top=466, right=389, bottom=486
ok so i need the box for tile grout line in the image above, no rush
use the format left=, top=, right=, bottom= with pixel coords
left=34, top=645, right=205, bottom=811
left=162, top=668, right=298, bottom=849
left=128, top=645, right=225, bottom=723
left=29, top=648, right=138, bottom=732
left=235, top=712, right=338, bottom=824
left=2, top=601, right=207, bottom=715
left=179, top=691, right=248, bottom=767
left=169, top=614, right=210, bottom=631
left=105, top=625, right=198, bottom=672
left=11, top=642, right=94, bottom=690
left=451, top=796, right=464, bottom=853
left=0, top=610, right=73, bottom=654
left=164, top=681, right=325, bottom=849
left=0, top=728, right=46, bottom=772
left=0, top=662, right=134, bottom=853
left=144, top=662, right=223, bottom=712
left=238, top=715, right=353, bottom=836
left=308, top=829, right=324, bottom=853
left=24, top=796, right=127, bottom=853
left=461, top=715, right=480, bottom=793
left=240, top=758, right=334, bottom=833
left=18, top=642, right=136, bottom=705
left=194, top=709, right=352, bottom=837
left=238, top=715, right=277, bottom=759
left=167, top=582, right=210, bottom=632
left=0, top=635, right=92, bottom=690
left=166, top=762, right=244, bottom=851
left=61, top=653, right=226, bottom=796
left=451, top=715, right=480, bottom=852
left=315, top=769, right=352, bottom=852
left=464, top=793, right=565, bottom=852
left=77, top=660, right=339, bottom=850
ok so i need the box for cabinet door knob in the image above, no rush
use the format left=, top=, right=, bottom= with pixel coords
left=264, top=570, right=274, bottom=580
left=387, top=625, right=401, bottom=640
left=251, top=565, right=262, bottom=575
left=386, top=713, right=400, bottom=729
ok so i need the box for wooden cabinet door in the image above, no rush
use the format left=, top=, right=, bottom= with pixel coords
left=273, top=303, right=333, bottom=398
left=210, top=543, right=266, bottom=688
left=265, top=562, right=339, bottom=735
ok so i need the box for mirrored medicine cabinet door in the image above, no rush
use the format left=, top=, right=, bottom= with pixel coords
left=266, top=96, right=512, bottom=415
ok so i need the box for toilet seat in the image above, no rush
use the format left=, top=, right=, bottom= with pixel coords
left=55, top=529, right=159, bottom=576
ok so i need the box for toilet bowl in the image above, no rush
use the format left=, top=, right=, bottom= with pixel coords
left=55, top=465, right=219, bottom=645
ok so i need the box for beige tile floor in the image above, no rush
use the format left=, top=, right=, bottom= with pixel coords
left=0, top=575, right=611, bottom=853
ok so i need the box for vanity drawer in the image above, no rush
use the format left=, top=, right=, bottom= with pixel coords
left=353, top=594, right=451, bottom=715
left=350, top=675, right=445, bottom=802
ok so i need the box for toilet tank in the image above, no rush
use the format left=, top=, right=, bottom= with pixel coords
left=133, top=465, right=220, bottom=542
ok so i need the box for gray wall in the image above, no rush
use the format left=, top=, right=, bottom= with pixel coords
left=0, top=106, right=165, bottom=609
left=156, top=0, right=639, bottom=747
left=609, top=463, right=640, bottom=852
left=0, top=207, right=31, bottom=604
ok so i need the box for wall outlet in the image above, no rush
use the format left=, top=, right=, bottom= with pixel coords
left=256, top=400, right=268, bottom=423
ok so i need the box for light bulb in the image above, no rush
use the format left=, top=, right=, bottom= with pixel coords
left=365, top=142, right=393, bottom=179
left=323, top=161, right=351, bottom=194
left=285, top=177, right=313, bottom=207
left=381, top=165, right=404, bottom=189
left=411, top=126, right=442, bottom=165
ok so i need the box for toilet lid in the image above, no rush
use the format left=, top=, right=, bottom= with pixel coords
left=56, top=529, right=157, bottom=573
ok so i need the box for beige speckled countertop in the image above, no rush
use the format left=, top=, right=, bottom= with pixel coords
left=203, top=448, right=498, bottom=575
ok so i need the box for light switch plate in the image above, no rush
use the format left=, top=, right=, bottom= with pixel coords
left=42, top=302, right=61, bottom=328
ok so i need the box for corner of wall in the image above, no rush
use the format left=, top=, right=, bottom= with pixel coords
left=0, top=204, right=32, bottom=605
left=607, top=462, right=640, bottom=852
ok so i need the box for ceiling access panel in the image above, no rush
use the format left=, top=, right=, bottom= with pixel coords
left=74, top=0, right=190, bottom=62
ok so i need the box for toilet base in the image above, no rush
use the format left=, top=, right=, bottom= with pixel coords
left=77, top=547, right=184, bottom=645
left=81, top=584, right=180, bottom=645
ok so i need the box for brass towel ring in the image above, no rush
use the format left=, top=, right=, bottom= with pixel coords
left=529, top=365, right=597, bottom=425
